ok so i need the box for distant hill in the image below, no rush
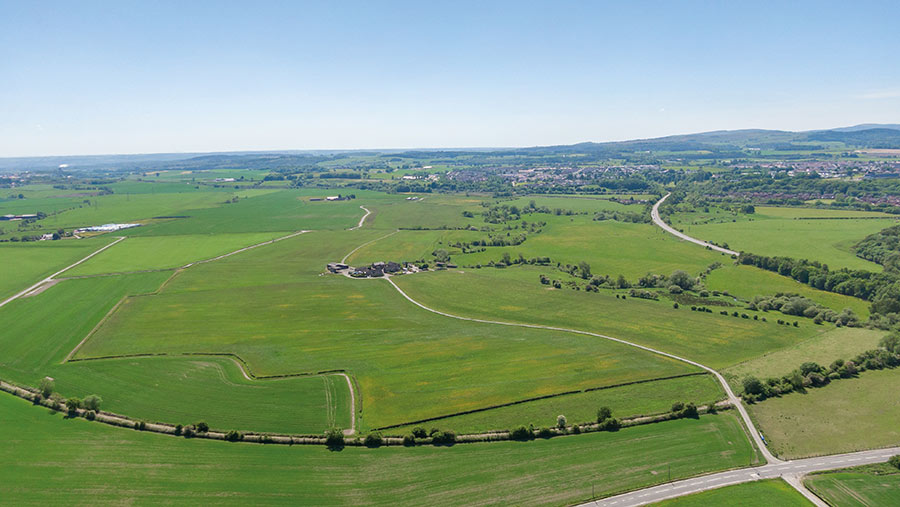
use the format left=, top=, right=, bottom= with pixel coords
left=829, top=124, right=900, bottom=132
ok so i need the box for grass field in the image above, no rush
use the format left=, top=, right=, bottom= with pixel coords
left=805, top=463, right=900, bottom=507
left=393, top=266, right=820, bottom=369
left=0, top=393, right=758, bottom=505
left=672, top=206, right=893, bottom=271
left=706, top=265, right=871, bottom=318
left=0, top=237, right=115, bottom=299
left=388, top=374, right=723, bottom=434
left=749, top=367, right=900, bottom=459
left=455, top=217, right=729, bottom=279
left=652, top=479, right=812, bottom=506
left=724, top=327, right=886, bottom=387
left=65, top=232, right=287, bottom=276
left=69, top=231, right=698, bottom=430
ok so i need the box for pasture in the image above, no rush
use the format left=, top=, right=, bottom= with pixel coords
left=749, top=367, right=900, bottom=459
left=805, top=463, right=900, bottom=507
left=705, top=264, right=871, bottom=318
left=653, top=479, right=811, bottom=506
left=671, top=206, right=894, bottom=271
left=392, top=266, right=819, bottom=369
left=0, top=237, right=115, bottom=299
left=0, top=393, right=757, bottom=506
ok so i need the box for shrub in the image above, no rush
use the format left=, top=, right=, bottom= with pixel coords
left=537, top=427, right=554, bottom=439
left=673, top=302, right=679, bottom=309
left=325, top=428, right=345, bottom=450
left=135, top=420, right=146, bottom=431
left=182, top=426, right=194, bottom=438
left=556, top=415, right=567, bottom=430
left=742, top=376, right=764, bottom=396
left=83, top=394, right=102, bottom=412
left=39, top=377, right=54, bottom=398
left=225, top=430, right=243, bottom=442
left=174, top=424, right=183, bottom=436
left=598, top=418, right=620, bottom=431
left=402, top=434, right=416, bottom=447
left=411, top=427, right=427, bottom=439
left=364, top=433, right=383, bottom=448
left=432, top=430, right=456, bottom=446
left=510, top=425, right=533, bottom=441
left=681, top=402, right=699, bottom=419
left=84, top=410, right=96, bottom=421
left=572, top=424, right=581, bottom=434
left=65, top=397, right=82, bottom=415
left=671, top=402, right=685, bottom=413
left=596, top=406, right=612, bottom=423
left=889, top=455, right=900, bottom=470
left=668, top=284, right=683, bottom=294
left=195, top=421, right=210, bottom=433
left=260, top=435, right=273, bottom=444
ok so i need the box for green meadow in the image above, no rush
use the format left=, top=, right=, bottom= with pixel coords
left=672, top=206, right=893, bottom=271
left=0, top=237, right=115, bottom=299
left=805, top=463, right=900, bottom=507
left=748, top=367, right=900, bottom=459
left=393, top=266, right=818, bottom=369
left=652, top=479, right=812, bottom=506
left=706, top=264, right=871, bottom=318
left=0, top=393, right=758, bottom=506
left=388, top=373, right=723, bottom=434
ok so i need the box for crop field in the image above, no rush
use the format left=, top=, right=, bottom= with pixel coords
left=389, top=373, right=723, bottom=434
left=724, top=327, right=885, bottom=386
left=805, top=463, right=900, bottom=507
left=0, top=394, right=757, bottom=505
left=393, top=266, right=819, bottom=369
left=749, top=367, right=900, bottom=459
left=653, top=479, right=812, bottom=506
left=706, top=265, right=871, bottom=318
left=0, top=236, right=115, bottom=299
left=65, top=232, right=287, bottom=276
left=671, top=206, right=894, bottom=271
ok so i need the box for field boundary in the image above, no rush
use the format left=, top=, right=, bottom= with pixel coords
left=341, top=229, right=399, bottom=264
left=371, top=372, right=710, bottom=431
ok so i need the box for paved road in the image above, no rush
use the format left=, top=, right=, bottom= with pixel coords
left=651, top=193, right=739, bottom=256
left=580, top=446, right=900, bottom=506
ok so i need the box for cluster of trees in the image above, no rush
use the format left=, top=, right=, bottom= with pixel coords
left=748, top=294, right=859, bottom=326
left=592, top=210, right=649, bottom=223
left=742, top=334, right=900, bottom=402
left=738, top=252, right=900, bottom=317
left=855, top=225, right=900, bottom=271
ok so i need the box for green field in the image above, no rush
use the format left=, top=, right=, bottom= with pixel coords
left=805, top=463, right=900, bottom=507
left=393, top=266, right=819, bottom=369
left=0, top=237, right=115, bottom=299
left=65, top=231, right=286, bottom=276
left=749, top=367, right=900, bottom=459
left=0, top=393, right=758, bottom=505
left=672, top=206, right=894, bottom=271
left=389, top=374, right=723, bottom=434
left=724, top=327, right=885, bottom=387
left=706, top=265, right=872, bottom=318
left=71, top=231, right=699, bottom=431
left=652, top=479, right=812, bottom=506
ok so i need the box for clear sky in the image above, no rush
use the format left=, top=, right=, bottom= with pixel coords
left=1, top=1, right=898, bottom=157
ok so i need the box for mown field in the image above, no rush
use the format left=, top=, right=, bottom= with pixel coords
left=724, top=327, right=885, bottom=387
left=706, top=264, right=871, bottom=318
left=0, top=394, right=758, bottom=506
left=652, top=479, right=812, bottom=506
left=393, top=266, right=819, bottom=369
left=671, top=206, right=894, bottom=271
left=0, top=236, right=115, bottom=299
left=388, top=374, right=723, bottom=434
left=749, top=367, right=900, bottom=459
left=805, top=463, right=900, bottom=507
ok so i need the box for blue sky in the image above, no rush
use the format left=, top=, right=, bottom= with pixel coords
left=1, top=1, right=898, bottom=156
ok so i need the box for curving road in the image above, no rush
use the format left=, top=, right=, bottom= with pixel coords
left=385, top=277, right=779, bottom=464
left=652, top=193, right=739, bottom=256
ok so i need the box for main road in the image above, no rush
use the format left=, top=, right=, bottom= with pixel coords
left=651, top=193, right=739, bottom=256
left=579, top=446, right=900, bottom=506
